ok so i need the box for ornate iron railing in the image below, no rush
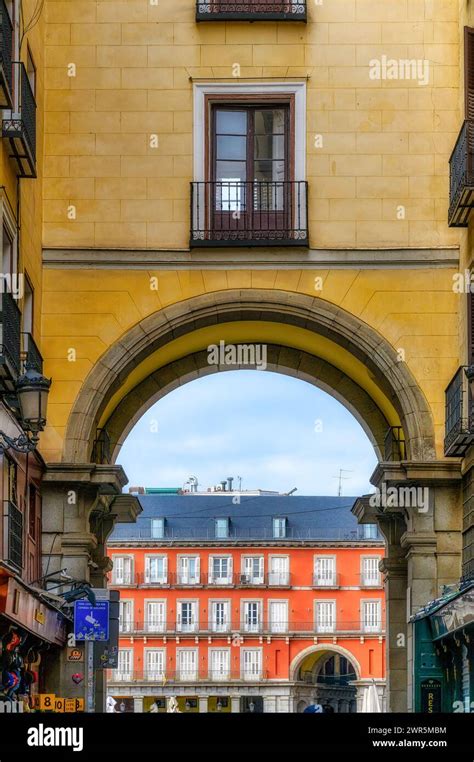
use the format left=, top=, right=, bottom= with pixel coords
left=384, top=426, right=406, bottom=461
left=444, top=366, right=474, bottom=456
left=117, top=619, right=386, bottom=636
left=449, top=120, right=474, bottom=227
left=5, top=500, right=23, bottom=571
left=21, top=332, right=43, bottom=373
left=91, top=427, right=111, bottom=464
left=196, top=0, right=307, bottom=21
left=2, top=61, right=37, bottom=177
left=190, top=180, right=308, bottom=247
left=0, top=291, right=22, bottom=378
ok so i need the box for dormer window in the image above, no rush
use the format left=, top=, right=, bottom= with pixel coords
left=151, top=518, right=165, bottom=539
left=273, top=517, right=287, bottom=539
left=215, top=517, right=229, bottom=539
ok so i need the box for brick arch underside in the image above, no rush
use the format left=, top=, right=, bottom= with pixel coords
left=62, top=289, right=436, bottom=464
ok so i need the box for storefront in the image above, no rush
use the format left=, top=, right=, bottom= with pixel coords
left=411, top=581, right=474, bottom=713
left=0, top=572, right=67, bottom=709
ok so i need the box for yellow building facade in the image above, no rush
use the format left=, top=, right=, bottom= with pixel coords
left=1, top=0, right=472, bottom=712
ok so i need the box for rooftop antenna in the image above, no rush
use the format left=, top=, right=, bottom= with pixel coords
left=333, top=469, right=352, bottom=497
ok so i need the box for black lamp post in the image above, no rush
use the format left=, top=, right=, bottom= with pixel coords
left=0, top=365, right=51, bottom=453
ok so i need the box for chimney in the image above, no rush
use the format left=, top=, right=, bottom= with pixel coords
left=227, top=477, right=234, bottom=492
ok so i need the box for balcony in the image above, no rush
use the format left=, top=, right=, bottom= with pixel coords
left=190, top=180, right=308, bottom=247
left=236, top=572, right=265, bottom=587
left=384, top=426, right=406, bottom=461
left=449, top=120, right=474, bottom=227
left=108, top=669, right=269, bottom=684
left=312, top=572, right=340, bottom=589
left=196, top=0, right=307, bottom=22
left=359, top=573, right=383, bottom=589
left=116, top=619, right=385, bottom=637
left=267, top=572, right=291, bottom=587
left=2, top=61, right=37, bottom=178
left=5, top=500, right=23, bottom=572
left=0, top=0, right=13, bottom=108
left=21, top=332, right=43, bottom=374
left=0, top=292, right=21, bottom=390
left=444, top=366, right=474, bottom=456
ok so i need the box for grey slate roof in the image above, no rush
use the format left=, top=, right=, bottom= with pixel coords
left=109, top=494, right=381, bottom=542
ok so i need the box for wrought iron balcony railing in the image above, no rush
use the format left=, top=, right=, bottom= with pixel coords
left=449, top=120, right=474, bottom=227
left=21, top=332, right=43, bottom=373
left=108, top=524, right=383, bottom=541
left=359, top=573, right=383, bottom=589
left=2, top=61, right=37, bottom=178
left=190, top=180, right=308, bottom=247
left=0, top=291, right=22, bottom=388
left=384, top=426, right=406, bottom=461
left=118, top=619, right=386, bottom=636
left=196, top=0, right=307, bottom=22
left=4, top=500, right=23, bottom=572
left=312, top=572, right=340, bottom=589
left=108, top=669, right=269, bottom=684
left=0, top=0, right=13, bottom=108
left=444, top=366, right=474, bottom=456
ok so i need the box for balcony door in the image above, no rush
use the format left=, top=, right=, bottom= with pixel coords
left=145, top=601, right=166, bottom=633
left=211, top=104, right=290, bottom=240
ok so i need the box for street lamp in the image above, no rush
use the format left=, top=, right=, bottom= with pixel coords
left=0, top=366, right=51, bottom=453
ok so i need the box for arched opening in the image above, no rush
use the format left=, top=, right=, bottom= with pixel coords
left=61, top=290, right=436, bottom=465
left=291, top=645, right=361, bottom=713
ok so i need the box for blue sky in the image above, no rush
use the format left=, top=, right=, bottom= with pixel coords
left=119, top=370, right=377, bottom=496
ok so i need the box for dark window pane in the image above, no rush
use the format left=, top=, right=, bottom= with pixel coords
left=217, top=135, right=247, bottom=161
left=254, top=160, right=286, bottom=182
left=216, top=110, right=247, bottom=135
left=254, top=134, right=285, bottom=161
left=254, top=109, right=286, bottom=135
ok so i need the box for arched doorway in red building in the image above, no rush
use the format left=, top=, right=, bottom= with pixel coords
left=296, top=650, right=358, bottom=713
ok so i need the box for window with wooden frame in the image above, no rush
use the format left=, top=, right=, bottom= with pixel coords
left=191, top=89, right=308, bottom=246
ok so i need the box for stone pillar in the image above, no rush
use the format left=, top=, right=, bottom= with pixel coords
left=230, top=695, right=240, bottom=713
left=198, top=696, right=208, bottom=713
left=353, top=461, right=463, bottom=713
left=379, top=515, right=409, bottom=713
left=41, top=463, right=141, bottom=712
left=263, top=695, right=276, bottom=713
left=134, top=697, right=144, bottom=713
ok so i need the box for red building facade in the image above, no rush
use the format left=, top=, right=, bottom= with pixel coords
left=107, top=494, right=386, bottom=713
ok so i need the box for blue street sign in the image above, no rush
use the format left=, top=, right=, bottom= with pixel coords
left=74, top=600, right=110, bottom=641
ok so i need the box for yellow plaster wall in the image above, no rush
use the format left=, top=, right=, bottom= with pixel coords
left=1, top=1, right=45, bottom=340
left=41, top=267, right=458, bottom=462
left=43, top=0, right=462, bottom=250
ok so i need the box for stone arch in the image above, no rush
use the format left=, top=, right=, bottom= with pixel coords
left=62, top=289, right=436, bottom=464
left=289, top=644, right=362, bottom=682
